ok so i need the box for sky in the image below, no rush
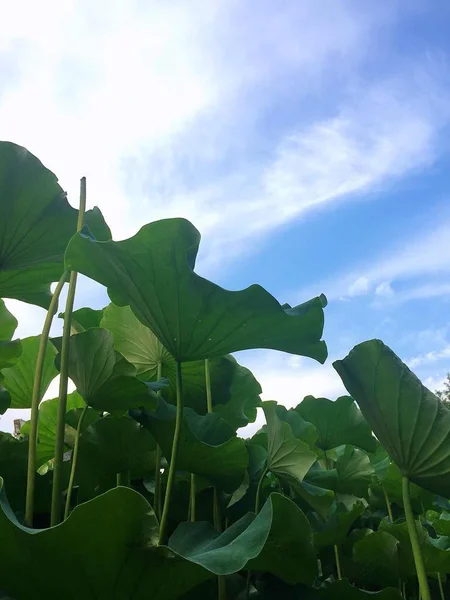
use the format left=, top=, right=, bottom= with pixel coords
left=1, top=0, right=450, bottom=434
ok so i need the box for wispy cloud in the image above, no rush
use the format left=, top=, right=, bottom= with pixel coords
left=408, top=345, right=450, bottom=369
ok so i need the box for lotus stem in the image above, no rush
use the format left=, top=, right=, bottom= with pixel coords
left=205, top=357, right=213, bottom=412
left=402, top=476, right=431, bottom=600
left=24, top=271, right=67, bottom=527
left=116, top=470, right=131, bottom=487
left=63, top=404, right=88, bottom=519
left=324, top=450, right=331, bottom=470
left=190, top=474, right=196, bottom=522
left=255, top=467, right=268, bottom=514
left=51, top=177, right=86, bottom=526
left=381, top=482, right=394, bottom=522
left=334, top=544, right=342, bottom=580
left=159, top=360, right=184, bottom=544
left=153, top=361, right=163, bottom=521
left=437, top=572, right=444, bottom=600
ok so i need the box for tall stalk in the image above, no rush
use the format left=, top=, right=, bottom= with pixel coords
left=50, top=178, right=86, bottom=526
left=159, top=360, right=184, bottom=544
left=24, top=272, right=68, bottom=527
left=63, top=404, right=88, bottom=519
left=334, top=544, right=342, bottom=580
left=190, top=473, right=196, bottom=522
left=255, top=467, right=268, bottom=514
left=205, top=357, right=226, bottom=600
left=402, top=477, right=431, bottom=600
left=381, top=483, right=394, bottom=522
left=153, top=361, right=163, bottom=521
left=437, top=572, right=445, bottom=600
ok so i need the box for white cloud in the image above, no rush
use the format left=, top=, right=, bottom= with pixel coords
left=408, top=345, right=450, bottom=369
left=348, top=277, right=370, bottom=296
left=375, top=281, right=394, bottom=297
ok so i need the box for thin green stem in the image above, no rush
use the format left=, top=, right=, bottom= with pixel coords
left=159, top=360, right=184, bottom=545
left=24, top=272, right=67, bottom=527
left=324, top=450, right=331, bottom=471
left=50, top=177, right=86, bottom=527
left=334, top=544, right=342, bottom=580
left=63, top=405, right=88, bottom=519
left=437, top=572, right=445, bottom=600
left=116, top=470, right=131, bottom=487
left=402, top=476, right=431, bottom=600
left=213, top=486, right=222, bottom=531
left=382, top=482, right=394, bottom=522
left=218, top=575, right=227, bottom=600
left=205, top=357, right=213, bottom=413
left=255, top=467, right=268, bottom=514
left=190, top=473, right=196, bottom=522
left=153, top=361, right=163, bottom=521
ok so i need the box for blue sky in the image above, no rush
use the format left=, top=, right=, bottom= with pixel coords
left=1, top=0, right=450, bottom=432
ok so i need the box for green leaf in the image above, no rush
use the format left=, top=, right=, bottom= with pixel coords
left=310, top=501, right=365, bottom=548
left=334, top=339, right=450, bottom=496
left=1, top=336, right=57, bottom=408
left=429, top=511, right=450, bottom=536
left=353, top=530, right=400, bottom=587
left=76, top=416, right=157, bottom=497
left=0, top=141, right=110, bottom=308
left=263, top=401, right=317, bottom=485
left=0, top=300, right=17, bottom=341
left=0, top=299, right=23, bottom=373
left=59, top=328, right=157, bottom=413
left=335, top=446, right=374, bottom=498
left=169, top=492, right=317, bottom=585
left=101, top=304, right=261, bottom=428
left=133, top=398, right=248, bottom=492
left=60, top=306, right=103, bottom=333
left=380, top=518, right=450, bottom=577
left=0, top=482, right=210, bottom=600
left=296, top=395, right=376, bottom=452
left=65, top=218, right=327, bottom=362
left=291, top=479, right=336, bottom=519
left=20, top=392, right=86, bottom=467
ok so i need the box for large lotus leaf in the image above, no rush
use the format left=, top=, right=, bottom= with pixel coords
left=353, top=530, right=400, bottom=587
left=58, top=328, right=157, bottom=413
left=310, top=501, right=365, bottom=548
left=0, top=141, right=111, bottom=308
left=75, top=416, right=157, bottom=496
left=0, top=482, right=211, bottom=600
left=335, top=446, right=374, bottom=498
left=1, top=336, right=57, bottom=408
left=0, top=300, right=16, bottom=341
left=334, top=339, right=450, bottom=496
left=296, top=395, right=376, bottom=453
left=169, top=492, right=317, bottom=585
left=274, top=404, right=318, bottom=448
left=101, top=304, right=261, bottom=427
left=0, top=300, right=22, bottom=375
left=20, top=391, right=86, bottom=467
left=132, top=399, right=248, bottom=492
left=263, top=401, right=317, bottom=485
left=380, top=518, right=450, bottom=577
left=65, top=218, right=327, bottom=362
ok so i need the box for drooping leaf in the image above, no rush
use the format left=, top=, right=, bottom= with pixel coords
left=296, top=395, right=376, bottom=453
left=0, top=141, right=110, bottom=308
left=132, top=398, right=248, bottom=492
left=169, top=492, right=317, bottom=585
left=20, top=392, right=86, bottom=467
left=291, top=479, right=336, bottom=519
left=75, top=416, right=157, bottom=497
left=57, top=328, right=157, bottom=413
left=0, top=300, right=17, bottom=341
left=353, top=530, right=400, bottom=587
left=310, top=501, right=365, bottom=548
left=65, top=218, right=327, bottom=362
left=101, top=304, right=261, bottom=428
left=335, top=446, right=374, bottom=498
left=334, top=339, right=450, bottom=496
left=263, top=401, right=317, bottom=485
left=1, top=336, right=57, bottom=408
left=0, top=300, right=22, bottom=376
